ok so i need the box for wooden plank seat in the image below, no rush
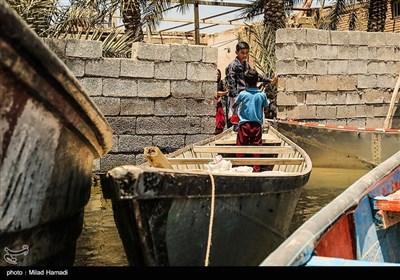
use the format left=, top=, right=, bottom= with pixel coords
left=215, top=138, right=281, bottom=145
left=192, top=145, right=294, bottom=154
left=168, top=157, right=304, bottom=165
left=373, top=190, right=400, bottom=229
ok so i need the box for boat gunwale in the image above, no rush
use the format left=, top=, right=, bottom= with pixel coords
left=260, top=151, right=400, bottom=266
left=0, top=1, right=113, bottom=156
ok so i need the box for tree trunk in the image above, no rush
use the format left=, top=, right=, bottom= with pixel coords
left=263, top=0, right=287, bottom=35
left=122, top=0, right=144, bottom=41
left=367, top=0, right=388, bottom=31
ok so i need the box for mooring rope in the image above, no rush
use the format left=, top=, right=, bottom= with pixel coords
left=204, top=171, right=216, bottom=266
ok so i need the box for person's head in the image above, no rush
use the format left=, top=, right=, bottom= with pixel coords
left=235, top=41, right=250, bottom=63
left=217, top=69, right=221, bottom=81
left=244, top=69, right=258, bottom=88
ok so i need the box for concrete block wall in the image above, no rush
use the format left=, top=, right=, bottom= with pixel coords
left=44, top=39, right=217, bottom=172
left=275, top=29, right=400, bottom=128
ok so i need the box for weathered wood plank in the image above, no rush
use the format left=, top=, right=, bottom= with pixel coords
left=168, top=157, right=304, bottom=165
left=192, top=145, right=294, bottom=154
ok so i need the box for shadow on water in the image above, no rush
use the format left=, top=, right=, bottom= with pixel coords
left=290, top=167, right=370, bottom=234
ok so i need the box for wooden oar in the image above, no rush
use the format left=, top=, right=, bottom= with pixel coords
left=383, top=74, right=400, bottom=129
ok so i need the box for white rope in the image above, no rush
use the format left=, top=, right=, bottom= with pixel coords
left=204, top=171, right=216, bottom=266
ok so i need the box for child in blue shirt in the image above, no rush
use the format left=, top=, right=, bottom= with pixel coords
left=232, top=68, right=269, bottom=172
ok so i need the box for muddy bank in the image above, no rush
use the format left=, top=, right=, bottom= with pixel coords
left=74, top=183, right=128, bottom=266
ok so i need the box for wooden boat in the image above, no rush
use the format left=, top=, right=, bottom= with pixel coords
left=275, top=120, right=400, bottom=169
left=100, top=126, right=312, bottom=266
left=0, top=2, right=112, bottom=266
left=261, top=151, right=400, bottom=266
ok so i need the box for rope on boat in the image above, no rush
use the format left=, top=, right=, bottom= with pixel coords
left=204, top=171, right=216, bottom=267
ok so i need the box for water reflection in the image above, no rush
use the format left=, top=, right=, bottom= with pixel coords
left=290, top=167, right=370, bottom=233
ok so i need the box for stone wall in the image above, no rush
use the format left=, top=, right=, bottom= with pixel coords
left=44, top=39, right=217, bottom=172
left=275, top=29, right=400, bottom=128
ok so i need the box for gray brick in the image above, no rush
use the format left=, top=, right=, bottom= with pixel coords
left=187, top=99, right=215, bottom=116
left=286, top=76, right=316, bottom=92
left=348, top=31, right=369, bottom=45
left=368, top=61, right=388, bottom=74
left=276, top=60, right=306, bottom=75
left=337, top=45, right=358, bottom=59
left=355, top=105, right=367, bottom=117
left=103, top=78, right=137, bottom=97
left=277, top=92, right=305, bottom=106
left=316, top=76, right=338, bottom=91
left=306, top=60, right=328, bottom=75
left=65, top=58, right=85, bottom=77
left=202, top=47, right=218, bottom=63
left=346, top=118, right=366, bottom=127
left=153, top=135, right=185, bottom=152
left=358, top=75, right=377, bottom=88
left=43, top=38, right=66, bottom=58
left=137, top=80, right=170, bottom=97
left=346, top=91, right=363, bottom=104
left=92, top=159, right=100, bottom=172
left=316, top=106, right=337, bottom=119
left=326, top=92, right=346, bottom=105
left=306, top=92, right=327, bottom=105
left=275, top=44, right=295, bottom=60
left=328, top=61, right=348, bottom=74
left=376, top=47, right=396, bottom=61
left=185, top=134, right=213, bottom=145
left=286, top=105, right=317, bottom=119
left=136, top=117, right=201, bottom=134
left=110, top=135, right=119, bottom=153
left=187, top=63, right=216, bottom=81
left=348, top=61, right=368, bottom=74
left=317, top=45, right=338, bottom=59
left=92, top=97, right=120, bottom=115
left=155, top=98, right=187, bottom=116
left=121, top=98, right=154, bottom=116
left=171, top=80, right=203, bottom=98
left=363, top=89, right=384, bottom=104
left=78, top=77, right=102, bottom=96
left=373, top=104, right=390, bottom=116
left=85, top=58, right=120, bottom=77
left=100, top=154, right=136, bottom=172
left=386, top=61, right=400, bottom=74
left=106, top=117, right=136, bottom=134
left=358, top=46, right=376, bottom=60
left=171, top=44, right=202, bottom=62
left=120, top=59, right=154, bottom=78
left=276, top=28, right=307, bottom=44
left=132, top=42, right=170, bottom=61
left=367, top=32, right=386, bottom=46
left=202, top=82, right=217, bottom=98
left=306, top=29, right=328, bottom=44
left=366, top=117, right=385, bottom=128
left=294, top=44, right=317, bottom=60
left=155, top=62, right=187, bottom=80
left=201, top=116, right=215, bottom=133
left=136, top=154, right=147, bottom=165
left=337, top=75, right=357, bottom=91
left=119, top=135, right=152, bottom=152
left=385, top=32, right=400, bottom=46
left=329, top=31, right=349, bottom=45
left=337, top=105, right=356, bottom=118
left=376, top=75, right=397, bottom=88
left=66, top=39, right=102, bottom=58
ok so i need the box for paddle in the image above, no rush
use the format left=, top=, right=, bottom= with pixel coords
left=383, top=74, right=400, bottom=129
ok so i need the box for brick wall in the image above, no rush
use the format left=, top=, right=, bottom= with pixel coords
left=44, top=39, right=217, bottom=172
left=275, top=29, right=400, bottom=128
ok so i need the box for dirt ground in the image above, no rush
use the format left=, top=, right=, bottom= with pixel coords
left=74, top=183, right=128, bottom=266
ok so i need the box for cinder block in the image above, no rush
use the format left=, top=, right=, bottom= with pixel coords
left=171, top=80, right=203, bottom=98
left=106, top=116, right=136, bottom=134
left=171, top=44, right=203, bottom=62
left=155, top=62, right=187, bottom=80
left=78, top=77, right=102, bottom=96
left=92, top=97, right=120, bottom=115
left=120, top=59, right=154, bottom=78
left=132, top=42, right=170, bottom=61
left=103, top=78, right=137, bottom=97
left=120, top=98, right=154, bottom=116
left=66, top=39, right=102, bottom=58
left=137, top=79, right=170, bottom=97
left=187, top=63, right=216, bottom=81
left=85, top=58, right=120, bottom=77
left=155, top=98, right=187, bottom=116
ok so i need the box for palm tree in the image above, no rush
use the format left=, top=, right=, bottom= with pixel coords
left=367, top=0, right=388, bottom=31
left=329, top=0, right=389, bottom=31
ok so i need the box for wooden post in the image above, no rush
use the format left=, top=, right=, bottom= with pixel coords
left=194, top=1, right=200, bottom=45
left=383, top=74, right=400, bottom=129
left=144, top=146, right=173, bottom=169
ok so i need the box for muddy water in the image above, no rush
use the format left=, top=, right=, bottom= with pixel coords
left=290, top=167, right=370, bottom=233
left=74, top=168, right=370, bottom=266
